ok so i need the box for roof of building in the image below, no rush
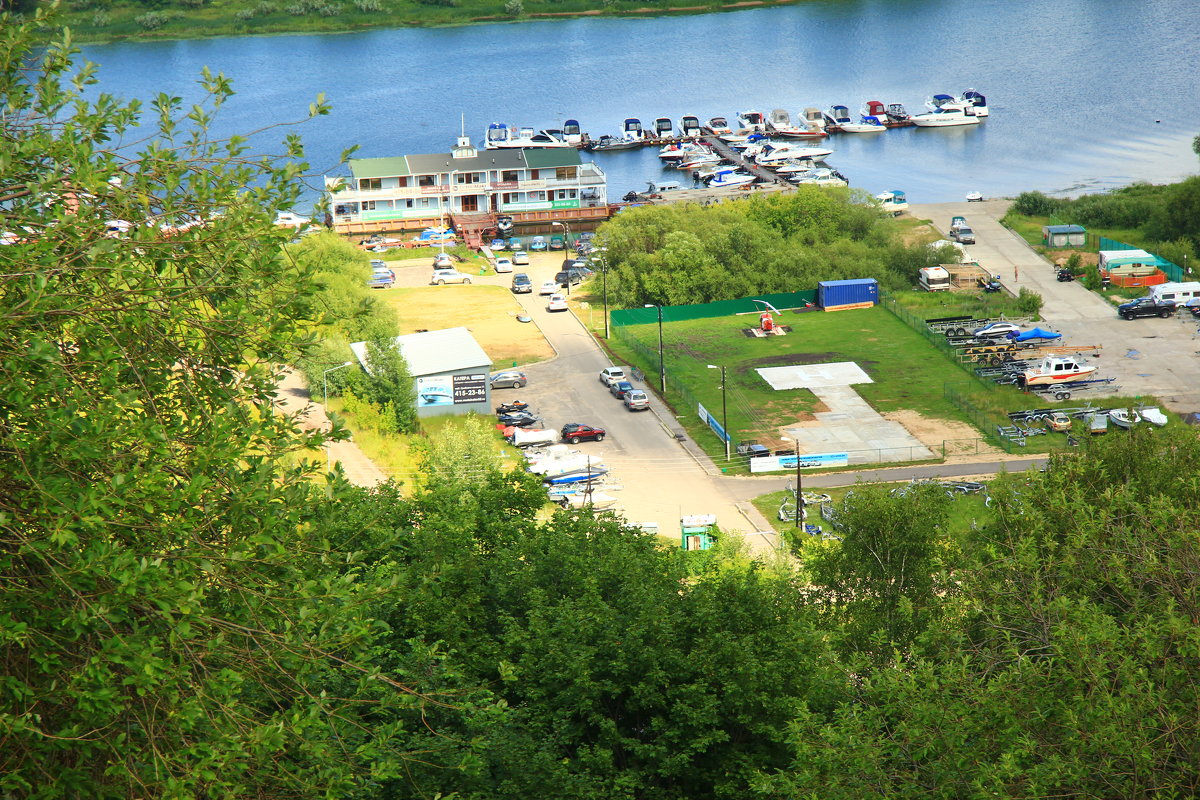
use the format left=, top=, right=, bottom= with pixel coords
left=1043, top=224, right=1087, bottom=234
left=349, top=147, right=584, bottom=180
left=349, top=327, right=492, bottom=377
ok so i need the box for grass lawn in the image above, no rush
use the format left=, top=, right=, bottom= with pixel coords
left=380, top=286, right=554, bottom=368
left=607, top=305, right=982, bottom=451
left=889, top=288, right=1029, bottom=320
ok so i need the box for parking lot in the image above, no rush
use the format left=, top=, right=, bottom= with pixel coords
left=382, top=246, right=778, bottom=547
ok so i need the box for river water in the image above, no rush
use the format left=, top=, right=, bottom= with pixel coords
left=82, top=0, right=1200, bottom=207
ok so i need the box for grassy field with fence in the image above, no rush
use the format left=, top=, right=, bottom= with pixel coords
left=607, top=304, right=986, bottom=462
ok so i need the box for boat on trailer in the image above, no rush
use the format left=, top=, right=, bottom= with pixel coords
left=1021, top=356, right=1098, bottom=387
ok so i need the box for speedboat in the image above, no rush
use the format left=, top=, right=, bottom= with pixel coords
left=657, top=142, right=708, bottom=161
left=1108, top=409, right=1138, bottom=429
left=772, top=158, right=821, bottom=174
left=788, top=168, right=847, bottom=187
left=484, top=123, right=574, bottom=148
left=589, top=135, right=642, bottom=152
left=1021, top=356, right=1097, bottom=386
left=910, top=106, right=981, bottom=127
left=622, top=117, right=645, bottom=141
left=824, top=105, right=854, bottom=129
left=755, top=142, right=834, bottom=164
left=960, top=89, right=989, bottom=116
left=707, top=116, right=732, bottom=135
left=677, top=153, right=722, bottom=170
left=801, top=107, right=827, bottom=133
left=885, top=102, right=912, bottom=123
left=862, top=100, right=888, bottom=120
left=707, top=169, right=757, bottom=189
left=1136, top=406, right=1169, bottom=427
left=838, top=114, right=887, bottom=133
left=653, top=117, right=674, bottom=139
left=770, top=108, right=828, bottom=138
left=736, top=109, right=766, bottom=132
left=496, top=215, right=514, bottom=237
left=562, top=119, right=584, bottom=145
left=679, top=115, right=702, bottom=138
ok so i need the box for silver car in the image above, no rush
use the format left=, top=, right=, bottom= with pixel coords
left=430, top=268, right=472, bottom=285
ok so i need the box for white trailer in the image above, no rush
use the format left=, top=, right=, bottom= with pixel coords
left=919, top=266, right=952, bottom=291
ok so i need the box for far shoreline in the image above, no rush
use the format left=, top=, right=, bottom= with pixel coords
left=63, top=0, right=797, bottom=47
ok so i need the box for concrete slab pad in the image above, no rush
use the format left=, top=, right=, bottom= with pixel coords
left=757, top=361, right=873, bottom=390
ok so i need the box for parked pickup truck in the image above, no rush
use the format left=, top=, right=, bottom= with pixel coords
left=1117, top=297, right=1176, bottom=320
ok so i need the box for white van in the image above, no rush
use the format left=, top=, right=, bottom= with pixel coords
left=1148, top=282, right=1200, bottom=305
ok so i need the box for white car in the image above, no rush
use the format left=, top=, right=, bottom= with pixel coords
left=494, top=257, right=514, bottom=273
left=430, top=268, right=472, bottom=285
left=546, top=293, right=568, bottom=312
left=512, top=250, right=530, bottom=266
left=539, top=280, right=559, bottom=296
left=432, top=252, right=454, bottom=268
left=973, top=321, right=1021, bottom=338
left=599, top=366, right=627, bottom=387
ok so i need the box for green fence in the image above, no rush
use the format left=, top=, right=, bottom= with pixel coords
left=611, top=290, right=818, bottom=328
left=1098, top=236, right=1183, bottom=282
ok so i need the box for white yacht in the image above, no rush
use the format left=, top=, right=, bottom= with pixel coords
left=707, top=169, right=757, bottom=188
left=707, top=116, right=732, bottom=135
left=754, top=142, right=834, bottom=164
left=910, top=106, right=981, bottom=127
left=484, top=123, right=573, bottom=149
left=736, top=109, right=766, bottom=132
left=622, top=117, right=646, bottom=141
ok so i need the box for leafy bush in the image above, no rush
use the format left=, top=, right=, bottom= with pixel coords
left=234, top=7, right=256, bottom=19
left=504, top=0, right=523, bottom=14
left=1011, top=191, right=1060, bottom=217
left=91, top=11, right=111, bottom=25
left=1017, top=287, right=1043, bottom=317
left=134, top=10, right=170, bottom=28
left=352, top=0, right=382, bottom=10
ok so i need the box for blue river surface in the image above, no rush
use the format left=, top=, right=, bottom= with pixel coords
left=81, top=0, right=1200, bottom=208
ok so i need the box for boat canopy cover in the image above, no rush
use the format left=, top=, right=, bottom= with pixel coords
left=1010, top=327, right=1062, bottom=342
left=865, top=100, right=886, bottom=114
left=963, top=90, right=986, bottom=105
left=564, top=119, right=580, bottom=131
left=933, top=93, right=955, bottom=102
left=747, top=132, right=769, bottom=142
left=863, top=115, right=882, bottom=124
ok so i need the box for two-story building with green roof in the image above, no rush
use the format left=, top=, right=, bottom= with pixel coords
left=324, top=136, right=608, bottom=236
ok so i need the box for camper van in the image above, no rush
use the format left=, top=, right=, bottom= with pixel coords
left=1148, top=282, right=1200, bottom=305
left=918, top=266, right=951, bottom=291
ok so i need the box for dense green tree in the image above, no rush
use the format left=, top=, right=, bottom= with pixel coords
left=758, top=430, right=1200, bottom=798
left=358, top=335, right=418, bottom=432
left=0, top=16, right=424, bottom=796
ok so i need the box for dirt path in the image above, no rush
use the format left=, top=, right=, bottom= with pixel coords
left=274, top=367, right=387, bottom=488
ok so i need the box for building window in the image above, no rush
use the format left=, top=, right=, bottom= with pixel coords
left=417, top=175, right=437, bottom=187
left=501, top=170, right=521, bottom=182
left=555, top=166, right=577, bottom=181
left=526, top=191, right=544, bottom=201
left=361, top=200, right=376, bottom=211
left=456, top=172, right=483, bottom=184
left=397, top=176, right=409, bottom=187
left=358, top=178, right=382, bottom=191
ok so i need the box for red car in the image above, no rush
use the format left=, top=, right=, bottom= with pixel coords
left=560, top=423, right=606, bottom=444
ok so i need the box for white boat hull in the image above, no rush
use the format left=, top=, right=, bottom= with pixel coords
left=837, top=123, right=887, bottom=134
left=911, top=112, right=980, bottom=127
left=1022, top=366, right=1097, bottom=386
left=709, top=174, right=756, bottom=188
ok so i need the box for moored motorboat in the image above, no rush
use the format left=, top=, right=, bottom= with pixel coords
left=755, top=142, right=834, bottom=164
left=622, top=117, right=645, bottom=141
left=679, top=115, right=702, bottom=138
left=736, top=109, right=766, bottom=132
left=1021, top=356, right=1097, bottom=386
left=589, top=135, right=642, bottom=152
left=657, top=141, right=709, bottom=161
left=885, top=102, right=912, bottom=124
left=788, top=167, right=848, bottom=187
left=707, top=169, right=757, bottom=188
left=838, top=114, right=887, bottom=133
left=960, top=89, right=989, bottom=116
left=766, top=108, right=817, bottom=138
left=824, top=104, right=854, bottom=130
left=772, top=158, right=821, bottom=174
left=653, top=117, right=674, bottom=139
left=707, top=116, right=732, bottom=135
left=562, top=118, right=585, bottom=145
left=801, top=107, right=827, bottom=133
left=910, top=106, right=981, bottom=127
left=484, top=123, right=574, bottom=148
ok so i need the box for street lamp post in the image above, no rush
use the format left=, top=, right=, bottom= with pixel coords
left=707, top=364, right=729, bottom=461
left=645, top=304, right=665, bottom=393
left=785, top=436, right=804, bottom=529
left=552, top=220, right=572, bottom=295
left=322, top=361, right=356, bottom=469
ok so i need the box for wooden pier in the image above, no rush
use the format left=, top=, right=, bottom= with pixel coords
left=699, top=135, right=792, bottom=187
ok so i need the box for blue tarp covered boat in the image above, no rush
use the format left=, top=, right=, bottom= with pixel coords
left=1010, top=327, right=1062, bottom=342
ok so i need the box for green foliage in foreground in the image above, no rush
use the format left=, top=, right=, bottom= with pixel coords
left=6, top=15, right=1200, bottom=799
left=599, top=189, right=953, bottom=308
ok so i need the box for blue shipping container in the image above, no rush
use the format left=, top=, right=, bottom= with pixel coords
left=818, top=278, right=878, bottom=308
